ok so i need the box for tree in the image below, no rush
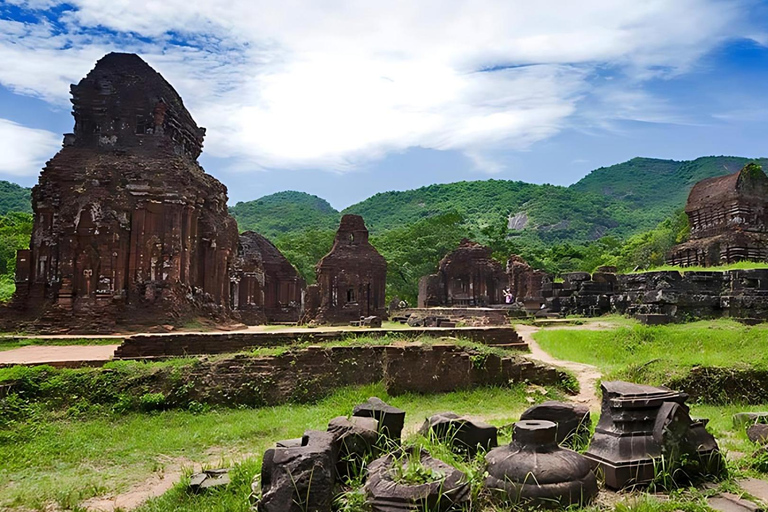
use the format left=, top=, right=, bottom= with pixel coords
left=371, top=211, right=469, bottom=304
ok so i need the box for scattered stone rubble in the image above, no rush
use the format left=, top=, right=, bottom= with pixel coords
left=365, top=448, right=471, bottom=511
left=520, top=400, right=591, bottom=447
left=254, top=380, right=728, bottom=511
left=418, top=412, right=498, bottom=456
left=352, top=397, right=406, bottom=442
left=257, top=430, right=337, bottom=512
left=188, top=469, right=231, bottom=493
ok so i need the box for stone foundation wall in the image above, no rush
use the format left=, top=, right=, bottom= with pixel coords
left=180, top=344, right=567, bottom=406
left=545, top=269, right=768, bottom=322
left=113, top=326, right=527, bottom=358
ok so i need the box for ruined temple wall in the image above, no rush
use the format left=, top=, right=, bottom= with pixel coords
left=417, top=273, right=445, bottom=308
left=132, top=345, right=566, bottom=406
left=26, top=153, right=238, bottom=312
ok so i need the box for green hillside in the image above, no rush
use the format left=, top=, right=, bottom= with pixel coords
left=346, top=181, right=613, bottom=240
left=344, top=155, right=767, bottom=243
left=571, top=156, right=768, bottom=211
left=229, top=191, right=339, bottom=239
left=0, top=180, right=31, bottom=215
left=4, top=155, right=766, bottom=246
left=344, top=179, right=664, bottom=243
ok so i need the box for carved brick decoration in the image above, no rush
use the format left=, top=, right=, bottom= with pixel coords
left=231, top=231, right=305, bottom=324
left=668, top=163, right=768, bottom=266
left=418, top=239, right=506, bottom=307
left=8, top=53, right=240, bottom=332
left=304, top=214, right=386, bottom=324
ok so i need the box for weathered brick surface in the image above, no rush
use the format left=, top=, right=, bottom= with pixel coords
left=418, top=239, right=506, bottom=308
left=6, top=53, right=238, bottom=333
left=178, top=344, right=566, bottom=405
left=113, top=326, right=526, bottom=358
left=668, top=163, right=768, bottom=267
left=303, top=215, right=387, bottom=324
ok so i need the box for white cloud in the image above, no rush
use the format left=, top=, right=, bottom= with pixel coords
left=0, top=0, right=759, bottom=174
left=0, top=119, right=60, bottom=176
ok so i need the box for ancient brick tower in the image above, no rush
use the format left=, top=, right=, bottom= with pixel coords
left=303, top=214, right=387, bottom=323
left=10, top=53, right=239, bottom=331
left=418, top=239, right=506, bottom=307
left=231, top=231, right=305, bottom=324
left=667, top=163, right=768, bottom=267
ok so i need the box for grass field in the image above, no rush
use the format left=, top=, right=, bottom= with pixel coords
left=635, top=261, right=768, bottom=274
left=534, top=319, right=768, bottom=383
left=4, top=318, right=768, bottom=511
left=134, top=400, right=768, bottom=512
left=0, top=383, right=548, bottom=511
left=0, top=337, right=121, bottom=351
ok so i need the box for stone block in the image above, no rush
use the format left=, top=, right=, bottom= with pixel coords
left=353, top=397, right=406, bottom=442
left=520, top=400, right=591, bottom=447
left=418, top=412, right=497, bottom=456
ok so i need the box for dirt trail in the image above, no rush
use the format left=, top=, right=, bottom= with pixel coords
left=82, top=465, right=187, bottom=512
left=0, top=344, right=120, bottom=365
left=81, top=448, right=255, bottom=512
left=516, top=324, right=603, bottom=411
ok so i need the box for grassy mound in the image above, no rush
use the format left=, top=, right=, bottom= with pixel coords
left=534, top=319, right=768, bottom=398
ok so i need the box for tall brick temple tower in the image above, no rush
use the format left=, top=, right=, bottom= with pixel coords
left=9, top=53, right=239, bottom=331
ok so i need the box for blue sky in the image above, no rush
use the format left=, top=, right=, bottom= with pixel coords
left=0, top=0, right=767, bottom=209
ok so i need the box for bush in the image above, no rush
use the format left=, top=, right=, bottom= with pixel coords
left=139, top=392, right=167, bottom=412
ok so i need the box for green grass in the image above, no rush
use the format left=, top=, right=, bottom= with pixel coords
left=635, top=261, right=768, bottom=274
left=244, top=334, right=520, bottom=359
left=0, top=382, right=547, bottom=511
left=0, top=337, right=121, bottom=351
left=534, top=319, right=768, bottom=384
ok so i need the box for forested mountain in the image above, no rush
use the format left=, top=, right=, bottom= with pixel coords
left=571, top=156, right=768, bottom=212
left=229, top=191, right=339, bottom=239
left=0, top=180, right=32, bottom=215
left=6, top=156, right=764, bottom=244
left=342, top=156, right=768, bottom=243
left=343, top=180, right=644, bottom=242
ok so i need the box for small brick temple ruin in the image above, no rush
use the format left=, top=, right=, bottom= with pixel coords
left=6, top=53, right=304, bottom=331
left=304, top=215, right=387, bottom=324
left=668, top=163, right=768, bottom=266
left=418, top=239, right=506, bottom=307
left=232, top=231, right=305, bottom=324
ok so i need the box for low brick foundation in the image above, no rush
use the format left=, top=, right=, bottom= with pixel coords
left=113, top=326, right=527, bottom=359
left=180, top=343, right=567, bottom=406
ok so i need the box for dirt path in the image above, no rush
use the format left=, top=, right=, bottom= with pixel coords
left=515, top=324, right=603, bottom=411
left=81, top=447, right=256, bottom=512
left=0, top=344, right=119, bottom=365
left=82, top=464, right=187, bottom=512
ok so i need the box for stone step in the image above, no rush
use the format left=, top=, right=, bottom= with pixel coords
left=708, top=493, right=761, bottom=512
left=740, top=478, right=768, bottom=505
